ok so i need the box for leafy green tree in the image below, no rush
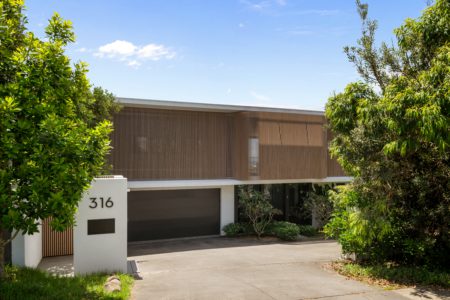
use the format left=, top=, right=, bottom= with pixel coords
left=305, top=184, right=335, bottom=230
left=0, top=0, right=120, bottom=274
left=238, top=186, right=281, bottom=239
left=324, top=0, right=450, bottom=267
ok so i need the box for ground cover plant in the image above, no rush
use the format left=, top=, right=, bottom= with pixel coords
left=0, top=265, right=133, bottom=300
left=330, top=261, right=450, bottom=290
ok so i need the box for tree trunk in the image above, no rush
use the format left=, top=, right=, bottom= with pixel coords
left=0, top=228, right=17, bottom=278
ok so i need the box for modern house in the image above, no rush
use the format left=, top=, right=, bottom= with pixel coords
left=109, top=98, right=349, bottom=242
left=10, top=97, right=350, bottom=263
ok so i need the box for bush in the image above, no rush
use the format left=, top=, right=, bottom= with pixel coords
left=298, top=225, right=318, bottom=237
left=223, top=223, right=243, bottom=237
left=238, top=186, right=281, bottom=239
left=271, top=221, right=300, bottom=241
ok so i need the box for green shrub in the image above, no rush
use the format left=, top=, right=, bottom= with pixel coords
left=238, top=186, right=281, bottom=239
left=271, top=221, right=300, bottom=241
left=298, top=225, right=318, bottom=237
left=223, top=223, right=243, bottom=237
left=240, top=223, right=255, bottom=235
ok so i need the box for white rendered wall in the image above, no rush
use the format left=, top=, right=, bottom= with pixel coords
left=220, top=186, right=235, bottom=234
left=11, top=232, right=24, bottom=266
left=74, top=176, right=127, bottom=275
left=11, top=224, right=42, bottom=268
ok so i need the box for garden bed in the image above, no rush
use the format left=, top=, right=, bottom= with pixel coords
left=327, top=260, right=450, bottom=290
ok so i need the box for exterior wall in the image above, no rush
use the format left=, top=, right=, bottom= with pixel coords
left=232, top=112, right=252, bottom=180
left=111, top=107, right=234, bottom=180
left=74, top=177, right=128, bottom=275
left=256, top=112, right=328, bottom=180
left=110, top=106, right=345, bottom=181
left=11, top=224, right=42, bottom=268
left=220, top=186, right=235, bottom=234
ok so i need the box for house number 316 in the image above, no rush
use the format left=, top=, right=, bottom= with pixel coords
left=89, top=197, right=113, bottom=209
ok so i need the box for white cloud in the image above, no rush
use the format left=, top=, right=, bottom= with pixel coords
left=250, top=91, right=271, bottom=102
left=137, top=44, right=176, bottom=60
left=96, top=40, right=137, bottom=58
left=94, top=40, right=176, bottom=67
left=127, top=60, right=141, bottom=68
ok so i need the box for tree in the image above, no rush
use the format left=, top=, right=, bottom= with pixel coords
left=0, top=0, right=120, bottom=274
left=324, top=0, right=450, bottom=268
left=238, top=186, right=281, bottom=239
left=305, top=184, right=335, bottom=230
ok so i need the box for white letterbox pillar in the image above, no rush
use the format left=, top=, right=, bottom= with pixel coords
left=74, top=176, right=127, bottom=275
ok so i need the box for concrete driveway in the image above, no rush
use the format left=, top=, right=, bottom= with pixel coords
left=127, top=237, right=412, bottom=300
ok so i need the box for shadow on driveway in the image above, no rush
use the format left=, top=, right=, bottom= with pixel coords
left=128, top=236, right=333, bottom=257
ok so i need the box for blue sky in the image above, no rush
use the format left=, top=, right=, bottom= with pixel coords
left=26, top=0, right=427, bottom=111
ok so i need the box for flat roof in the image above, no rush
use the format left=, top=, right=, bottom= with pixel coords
left=117, top=97, right=324, bottom=116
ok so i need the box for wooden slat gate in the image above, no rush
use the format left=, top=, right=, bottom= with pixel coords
left=42, top=218, right=73, bottom=257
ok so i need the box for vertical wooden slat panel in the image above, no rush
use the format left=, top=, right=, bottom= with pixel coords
left=109, top=107, right=345, bottom=181
left=42, top=218, right=73, bottom=257
left=111, top=107, right=233, bottom=180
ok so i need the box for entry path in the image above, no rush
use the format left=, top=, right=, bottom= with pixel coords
left=128, top=237, right=408, bottom=300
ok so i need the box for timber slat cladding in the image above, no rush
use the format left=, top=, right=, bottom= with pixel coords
left=257, top=112, right=328, bottom=179
left=111, top=107, right=234, bottom=180
left=110, top=107, right=345, bottom=180
left=42, top=218, right=73, bottom=257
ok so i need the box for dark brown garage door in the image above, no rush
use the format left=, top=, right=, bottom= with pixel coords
left=128, top=189, right=220, bottom=242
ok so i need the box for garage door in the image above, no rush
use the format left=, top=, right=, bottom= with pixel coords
left=128, top=189, right=220, bottom=242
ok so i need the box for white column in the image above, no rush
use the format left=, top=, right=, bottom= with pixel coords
left=11, top=223, right=42, bottom=268
left=74, top=176, right=127, bottom=275
left=11, top=232, right=24, bottom=266
left=220, top=186, right=235, bottom=235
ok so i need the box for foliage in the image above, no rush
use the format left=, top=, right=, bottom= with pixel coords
left=285, top=183, right=313, bottom=225
left=269, top=221, right=300, bottom=241
left=0, top=265, right=133, bottom=300
left=238, top=186, right=281, bottom=239
left=332, top=261, right=450, bottom=290
left=304, top=184, right=335, bottom=229
left=0, top=0, right=120, bottom=271
left=297, top=225, right=318, bottom=237
left=325, top=0, right=450, bottom=268
left=223, top=223, right=244, bottom=237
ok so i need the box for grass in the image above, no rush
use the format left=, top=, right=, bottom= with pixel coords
left=330, top=260, right=450, bottom=290
left=0, top=265, right=134, bottom=300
